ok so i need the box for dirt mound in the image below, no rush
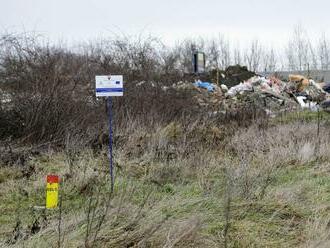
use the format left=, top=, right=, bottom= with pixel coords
left=222, top=65, right=256, bottom=87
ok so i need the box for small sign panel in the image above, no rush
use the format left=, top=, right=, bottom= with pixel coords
left=193, top=52, right=206, bottom=74
left=96, top=75, right=123, bottom=97
left=46, top=175, right=59, bottom=209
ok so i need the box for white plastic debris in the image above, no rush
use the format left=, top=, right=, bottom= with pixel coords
left=220, top=84, right=229, bottom=93
left=227, top=83, right=253, bottom=97
left=296, top=96, right=318, bottom=111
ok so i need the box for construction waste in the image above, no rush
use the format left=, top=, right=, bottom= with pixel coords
left=321, top=100, right=330, bottom=112
left=168, top=65, right=330, bottom=116
left=322, top=83, right=330, bottom=93
left=193, top=81, right=215, bottom=92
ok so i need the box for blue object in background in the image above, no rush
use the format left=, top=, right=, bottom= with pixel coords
left=193, top=81, right=215, bottom=92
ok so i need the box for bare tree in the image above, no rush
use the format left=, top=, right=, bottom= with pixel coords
left=286, top=25, right=313, bottom=71
left=262, top=48, right=277, bottom=72
left=218, top=35, right=231, bottom=69
left=309, top=41, right=318, bottom=71
left=318, top=33, right=330, bottom=70
left=159, top=46, right=181, bottom=75
left=207, top=38, right=220, bottom=71
left=244, top=39, right=264, bottom=72
left=206, top=35, right=231, bottom=70
left=233, top=45, right=242, bottom=65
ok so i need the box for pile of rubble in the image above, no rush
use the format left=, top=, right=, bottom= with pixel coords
left=169, top=65, right=330, bottom=116
left=165, top=81, right=223, bottom=111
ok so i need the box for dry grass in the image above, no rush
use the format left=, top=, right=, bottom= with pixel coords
left=1, top=113, right=330, bottom=247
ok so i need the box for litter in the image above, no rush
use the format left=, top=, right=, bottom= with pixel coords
left=223, top=72, right=327, bottom=114
left=193, top=81, right=215, bottom=92
left=296, top=96, right=318, bottom=111
left=226, top=82, right=253, bottom=97
left=166, top=67, right=330, bottom=116
left=289, top=74, right=310, bottom=92
left=301, top=81, right=326, bottom=103
left=321, top=100, right=330, bottom=112
left=220, top=84, right=228, bottom=93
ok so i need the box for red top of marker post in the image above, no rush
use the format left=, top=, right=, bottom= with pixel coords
left=47, top=175, right=59, bottom=183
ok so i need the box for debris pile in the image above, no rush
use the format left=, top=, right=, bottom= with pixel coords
left=170, top=65, right=330, bottom=116
left=322, top=82, right=330, bottom=93
left=169, top=81, right=223, bottom=110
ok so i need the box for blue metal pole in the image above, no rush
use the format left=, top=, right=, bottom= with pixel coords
left=107, top=97, right=114, bottom=192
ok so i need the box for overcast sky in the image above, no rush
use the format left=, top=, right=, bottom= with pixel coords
left=1, top=0, right=329, bottom=48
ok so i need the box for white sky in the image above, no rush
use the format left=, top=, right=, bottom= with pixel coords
left=1, top=0, right=330, bottom=48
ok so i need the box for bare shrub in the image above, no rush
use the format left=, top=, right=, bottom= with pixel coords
left=0, top=33, right=103, bottom=144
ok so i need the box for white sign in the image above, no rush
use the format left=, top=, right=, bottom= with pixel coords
left=95, top=75, right=123, bottom=97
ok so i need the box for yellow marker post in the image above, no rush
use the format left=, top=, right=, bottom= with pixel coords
left=46, top=175, right=59, bottom=209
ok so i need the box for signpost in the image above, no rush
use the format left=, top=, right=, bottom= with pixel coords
left=95, top=75, right=123, bottom=192
left=46, top=175, right=59, bottom=209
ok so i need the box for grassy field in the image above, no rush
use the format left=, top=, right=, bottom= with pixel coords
left=1, top=112, right=330, bottom=247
